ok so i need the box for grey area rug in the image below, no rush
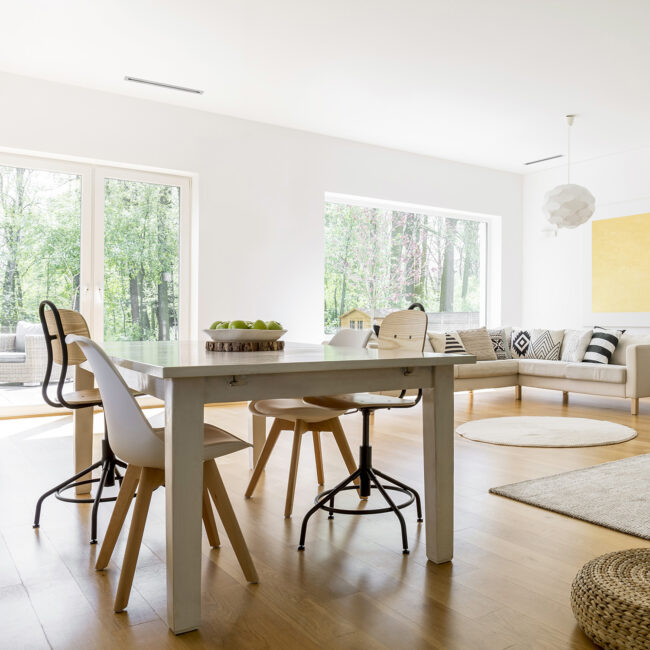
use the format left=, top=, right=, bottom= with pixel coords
left=490, top=454, right=650, bottom=539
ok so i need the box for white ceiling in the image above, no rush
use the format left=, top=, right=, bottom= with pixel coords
left=1, top=0, right=649, bottom=173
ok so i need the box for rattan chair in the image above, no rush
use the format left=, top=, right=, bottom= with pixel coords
left=301, top=310, right=427, bottom=554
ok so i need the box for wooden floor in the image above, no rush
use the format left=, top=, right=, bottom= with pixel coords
left=1, top=387, right=648, bottom=649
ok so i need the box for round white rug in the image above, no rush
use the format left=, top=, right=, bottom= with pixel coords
left=456, top=416, right=637, bottom=448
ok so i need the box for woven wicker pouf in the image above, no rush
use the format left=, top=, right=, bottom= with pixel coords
left=571, top=548, right=650, bottom=649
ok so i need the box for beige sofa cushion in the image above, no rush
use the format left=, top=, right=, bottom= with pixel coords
left=456, top=359, right=518, bottom=379
left=518, top=359, right=569, bottom=378
left=457, top=327, right=497, bottom=361
left=611, top=333, right=650, bottom=366
left=565, top=363, right=626, bottom=383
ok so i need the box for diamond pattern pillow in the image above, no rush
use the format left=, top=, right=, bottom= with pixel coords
left=511, top=329, right=531, bottom=358
left=488, top=328, right=512, bottom=360
left=527, top=329, right=563, bottom=360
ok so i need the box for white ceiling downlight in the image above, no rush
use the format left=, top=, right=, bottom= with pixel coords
left=124, top=76, right=204, bottom=95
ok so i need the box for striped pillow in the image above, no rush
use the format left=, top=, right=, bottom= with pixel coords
left=583, top=326, right=624, bottom=364
left=444, top=332, right=466, bottom=353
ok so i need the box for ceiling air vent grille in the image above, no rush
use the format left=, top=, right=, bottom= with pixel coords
left=524, top=154, right=563, bottom=166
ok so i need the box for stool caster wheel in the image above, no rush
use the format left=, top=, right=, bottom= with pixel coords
left=297, top=545, right=305, bottom=551
left=402, top=549, right=410, bottom=555
left=417, top=518, right=423, bottom=523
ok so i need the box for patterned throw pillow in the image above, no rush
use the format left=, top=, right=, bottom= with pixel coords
left=560, top=329, right=592, bottom=362
left=457, top=327, right=497, bottom=361
left=527, top=329, right=563, bottom=360
left=583, top=326, right=624, bottom=364
left=488, top=328, right=512, bottom=360
left=443, top=332, right=466, bottom=353
left=427, top=331, right=466, bottom=353
left=511, top=329, right=531, bottom=358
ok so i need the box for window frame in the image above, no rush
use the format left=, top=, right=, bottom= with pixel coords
left=324, top=192, right=502, bottom=328
left=0, top=151, right=192, bottom=341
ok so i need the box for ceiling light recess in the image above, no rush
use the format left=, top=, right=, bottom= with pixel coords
left=124, top=76, right=204, bottom=95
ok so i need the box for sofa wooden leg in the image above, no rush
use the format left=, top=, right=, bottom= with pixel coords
left=562, top=391, right=569, bottom=406
left=515, top=386, right=522, bottom=401
left=631, top=398, right=639, bottom=415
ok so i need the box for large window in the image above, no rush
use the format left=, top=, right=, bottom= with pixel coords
left=324, top=198, right=487, bottom=333
left=0, top=153, right=191, bottom=411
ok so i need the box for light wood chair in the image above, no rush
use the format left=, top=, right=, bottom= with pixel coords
left=68, top=334, right=258, bottom=612
left=245, top=327, right=372, bottom=518
left=34, top=300, right=133, bottom=544
left=301, top=310, right=428, bottom=554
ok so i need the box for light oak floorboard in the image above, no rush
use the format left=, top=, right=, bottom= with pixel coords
left=1, top=389, right=649, bottom=647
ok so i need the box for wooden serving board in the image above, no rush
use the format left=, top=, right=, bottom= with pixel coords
left=205, top=340, right=285, bottom=352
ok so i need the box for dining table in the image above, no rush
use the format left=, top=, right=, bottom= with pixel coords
left=72, top=340, right=474, bottom=634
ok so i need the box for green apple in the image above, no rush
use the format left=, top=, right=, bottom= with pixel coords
left=229, top=320, right=248, bottom=329
left=210, top=320, right=222, bottom=329
left=252, top=319, right=267, bottom=330
left=216, top=321, right=229, bottom=329
left=266, top=320, right=283, bottom=330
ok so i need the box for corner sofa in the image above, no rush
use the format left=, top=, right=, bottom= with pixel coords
left=433, top=330, right=650, bottom=415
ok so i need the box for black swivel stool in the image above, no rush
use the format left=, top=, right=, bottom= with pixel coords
left=301, top=308, right=428, bottom=554
left=33, top=300, right=130, bottom=544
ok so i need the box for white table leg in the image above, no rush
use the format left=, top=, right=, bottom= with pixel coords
left=73, top=365, right=94, bottom=495
left=248, top=412, right=267, bottom=469
left=422, top=365, right=454, bottom=563
left=164, top=378, right=205, bottom=634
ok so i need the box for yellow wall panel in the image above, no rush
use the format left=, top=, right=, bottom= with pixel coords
left=592, top=213, right=650, bottom=312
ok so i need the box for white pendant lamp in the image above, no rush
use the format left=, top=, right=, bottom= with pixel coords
left=542, top=115, right=595, bottom=229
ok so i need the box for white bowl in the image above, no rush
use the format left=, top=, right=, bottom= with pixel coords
left=203, top=328, right=287, bottom=342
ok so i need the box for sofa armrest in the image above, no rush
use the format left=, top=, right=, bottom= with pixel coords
left=0, top=333, right=16, bottom=352
left=625, top=344, right=650, bottom=397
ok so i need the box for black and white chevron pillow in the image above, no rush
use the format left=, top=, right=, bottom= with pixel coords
left=583, top=326, right=624, bottom=364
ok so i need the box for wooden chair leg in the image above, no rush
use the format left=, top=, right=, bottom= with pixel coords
left=312, top=430, right=324, bottom=486
left=330, top=418, right=359, bottom=481
left=204, top=460, right=258, bottom=583
left=96, top=464, right=140, bottom=570
left=284, top=421, right=304, bottom=518
left=114, top=467, right=163, bottom=612
left=202, top=483, right=220, bottom=548
left=245, top=419, right=283, bottom=498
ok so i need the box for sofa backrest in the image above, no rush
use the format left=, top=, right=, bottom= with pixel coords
left=612, top=333, right=650, bottom=365
left=15, top=321, right=43, bottom=352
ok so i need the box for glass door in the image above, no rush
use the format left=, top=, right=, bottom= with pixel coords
left=0, top=157, right=88, bottom=410
left=101, top=176, right=181, bottom=341
left=0, top=154, right=191, bottom=415
left=92, top=167, right=191, bottom=344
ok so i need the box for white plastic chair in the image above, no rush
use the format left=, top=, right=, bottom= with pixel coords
left=245, top=327, right=371, bottom=517
left=67, top=334, right=258, bottom=612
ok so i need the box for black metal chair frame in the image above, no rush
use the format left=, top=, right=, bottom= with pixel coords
left=33, top=300, right=128, bottom=544
left=299, top=303, right=427, bottom=555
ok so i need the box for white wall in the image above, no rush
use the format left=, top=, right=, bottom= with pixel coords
left=0, top=71, right=523, bottom=340
left=523, top=147, right=650, bottom=330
